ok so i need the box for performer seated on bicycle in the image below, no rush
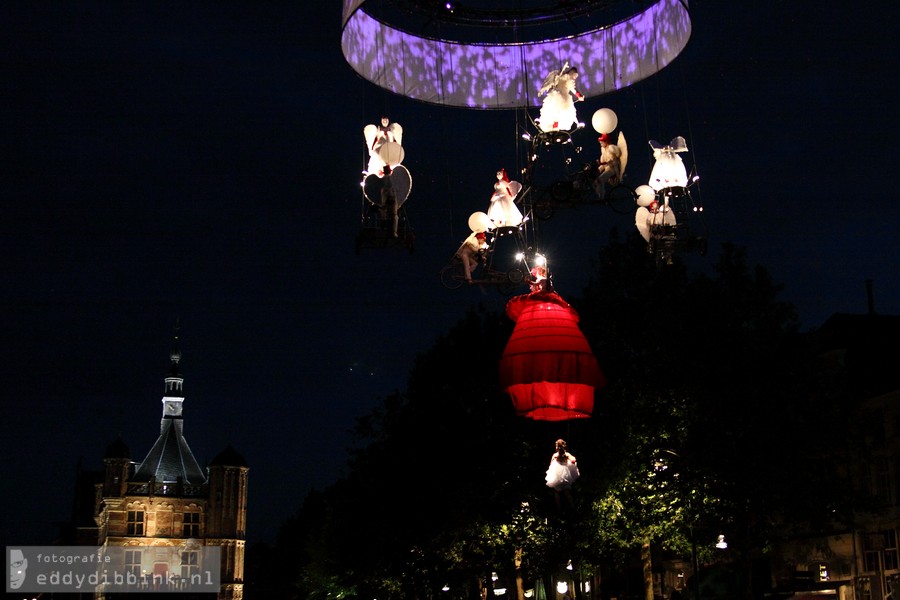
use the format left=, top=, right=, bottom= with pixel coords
left=455, top=231, right=489, bottom=284
left=593, top=133, right=622, bottom=200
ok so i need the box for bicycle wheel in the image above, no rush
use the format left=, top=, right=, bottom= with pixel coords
left=507, top=267, right=525, bottom=284
left=551, top=180, right=574, bottom=202
left=440, top=265, right=464, bottom=290
left=607, top=184, right=636, bottom=215
left=534, top=202, right=554, bottom=221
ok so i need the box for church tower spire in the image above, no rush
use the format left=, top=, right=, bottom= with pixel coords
left=161, top=329, right=184, bottom=422
left=133, top=329, right=206, bottom=485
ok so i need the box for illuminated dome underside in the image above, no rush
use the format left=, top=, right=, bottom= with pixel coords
left=359, top=0, right=646, bottom=44
left=341, top=0, right=691, bottom=108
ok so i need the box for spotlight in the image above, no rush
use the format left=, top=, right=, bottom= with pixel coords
left=521, top=132, right=532, bottom=141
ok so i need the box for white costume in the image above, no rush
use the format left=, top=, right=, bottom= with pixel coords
left=635, top=202, right=677, bottom=243
left=486, top=170, right=523, bottom=228
left=594, top=133, right=625, bottom=199
left=455, top=232, right=488, bottom=282
left=363, top=117, right=404, bottom=176
left=545, top=453, right=580, bottom=491
left=536, top=62, right=583, bottom=133
left=648, top=136, right=689, bottom=191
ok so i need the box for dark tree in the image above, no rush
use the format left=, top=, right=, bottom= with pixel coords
left=261, top=240, right=850, bottom=600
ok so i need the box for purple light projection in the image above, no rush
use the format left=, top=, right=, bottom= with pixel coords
left=341, top=0, right=691, bottom=109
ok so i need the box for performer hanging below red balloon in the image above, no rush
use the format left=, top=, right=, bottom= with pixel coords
left=545, top=438, right=580, bottom=510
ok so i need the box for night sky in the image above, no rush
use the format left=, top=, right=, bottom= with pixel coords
left=2, top=2, right=898, bottom=547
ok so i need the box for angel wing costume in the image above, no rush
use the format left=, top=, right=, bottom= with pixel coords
left=594, top=132, right=627, bottom=199
left=536, top=62, right=583, bottom=133
left=648, top=136, right=688, bottom=191
left=635, top=202, right=677, bottom=243
left=486, top=170, right=523, bottom=228
left=363, top=119, right=404, bottom=176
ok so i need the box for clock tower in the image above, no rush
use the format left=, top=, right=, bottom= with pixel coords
left=132, top=335, right=206, bottom=485
left=85, top=334, right=248, bottom=600
left=162, top=345, right=184, bottom=419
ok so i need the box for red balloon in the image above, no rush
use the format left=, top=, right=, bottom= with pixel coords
left=500, top=291, right=605, bottom=421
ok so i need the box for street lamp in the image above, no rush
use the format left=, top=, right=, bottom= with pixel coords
left=492, top=571, right=507, bottom=597
left=691, top=532, right=729, bottom=599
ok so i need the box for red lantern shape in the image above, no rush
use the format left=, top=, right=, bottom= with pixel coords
left=500, top=291, right=605, bottom=421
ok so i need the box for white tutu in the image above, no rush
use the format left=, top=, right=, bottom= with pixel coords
left=487, top=181, right=523, bottom=227
left=545, top=459, right=580, bottom=490
left=538, top=91, right=578, bottom=132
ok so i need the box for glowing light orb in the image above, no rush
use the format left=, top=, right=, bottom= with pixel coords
left=591, top=108, right=618, bottom=134
left=377, top=141, right=405, bottom=166
left=635, top=184, right=656, bottom=207
left=468, top=211, right=492, bottom=233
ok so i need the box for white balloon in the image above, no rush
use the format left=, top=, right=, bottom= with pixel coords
left=635, top=185, right=656, bottom=207
left=468, top=211, right=491, bottom=233
left=591, top=108, right=618, bottom=134
left=377, top=141, right=405, bottom=166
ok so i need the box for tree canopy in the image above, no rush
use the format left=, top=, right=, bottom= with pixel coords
left=250, top=239, right=850, bottom=600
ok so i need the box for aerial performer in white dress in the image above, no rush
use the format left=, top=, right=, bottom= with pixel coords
left=545, top=438, right=579, bottom=510
left=536, top=62, right=584, bottom=133
left=635, top=197, right=677, bottom=243
left=486, top=169, right=523, bottom=228
left=648, top=136, right=689, bottom=191
left=363, top=116, right=404, bottom=177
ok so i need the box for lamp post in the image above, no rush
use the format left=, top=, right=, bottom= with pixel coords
left=690, top=529, right=701, bottom=600
left=689, top=532, right=728, bottom=600
left=492, top=571, right=508, bottom=598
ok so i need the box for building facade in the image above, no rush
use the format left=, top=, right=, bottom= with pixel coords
left=78, top=346, right=248, bottom=600
left=767, top=312, right=900, bottom=600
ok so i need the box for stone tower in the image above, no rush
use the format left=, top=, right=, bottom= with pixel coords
left=90, top=340, right=248, bottom=600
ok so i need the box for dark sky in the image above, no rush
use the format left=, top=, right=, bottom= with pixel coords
left=2, top=2, right=898, bottom=546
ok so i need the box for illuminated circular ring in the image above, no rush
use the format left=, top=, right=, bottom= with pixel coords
left=341, top=0, right=691, bottom=109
